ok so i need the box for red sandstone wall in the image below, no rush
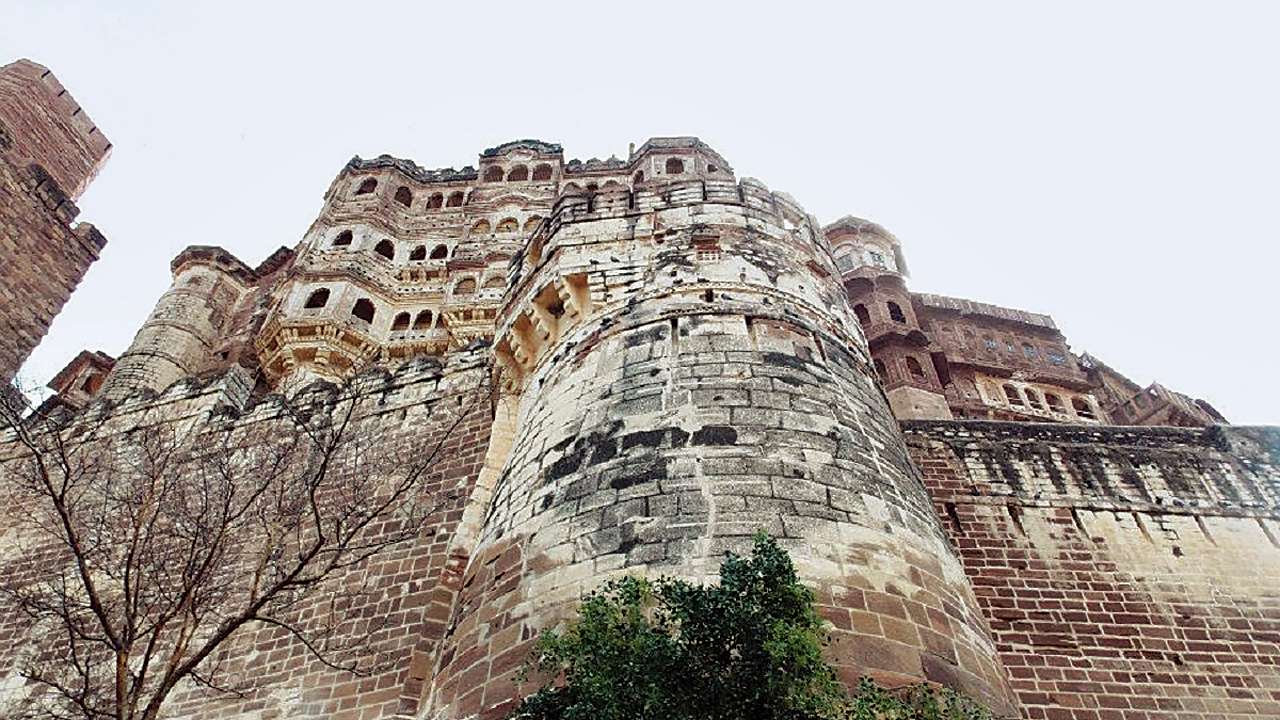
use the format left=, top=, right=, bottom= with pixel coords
left=0, top=359, right=493, bottom=720
left=906, top=422, right=1280, bottom=719
left=0, top=59, right=110, bottom=202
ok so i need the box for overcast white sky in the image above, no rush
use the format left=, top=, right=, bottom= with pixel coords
left=3, top=1, right=1277, bottom=423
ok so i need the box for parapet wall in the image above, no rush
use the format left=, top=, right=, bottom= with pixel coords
left=904, top=421, right=1280, bottom=719
left=0, top=59, right=111, bottom=202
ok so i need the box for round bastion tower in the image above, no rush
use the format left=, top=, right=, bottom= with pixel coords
left=100, top=247, right=254, bottom=400
left=428, top=139, right=1017, bottom=718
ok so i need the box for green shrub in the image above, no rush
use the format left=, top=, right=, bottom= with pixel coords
left=509, top=533, right=994, bottom=720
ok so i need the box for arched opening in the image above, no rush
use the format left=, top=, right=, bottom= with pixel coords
left=532, top=164, right=553, bottom=181
left=496, top=217, right=519, bottom=234
left=586, top=182, right=599, bottom=193
left=351, top=298, right=376, bottom=324
left=304, top=288, right=330, bottom=309
left=374, top=239, right=395, bottom=260
left=446, top=191, right=464, bottom=207
left=1022, top=343, right=1039, bottom=361
left=483, top=275, right=505, bottom=290
left=1045, top=393, right=1065, bottom=413
left=355, top=178, right=377, bottom=195
left=1072, top=397, right=1096, bottom=419
left=471, top=219, right=491, bottom=235
left=426, top=193, right=444, bottom=209
left=409, top=245, right=427, bottom=261
left=707, top=164, right=719, bottom=173
left=507, top=165, right=529, bottom=181
left=392, top=312, right=411, bottom=331
left=853, top=304, right=871, bottom=327
left=1003, top=384, right=1024, bottom=406
left=414, top=309, right=433, bottom=329
left=1025, top=388, right=1045, bottom=410
left=332, top=230, right=353, bottom=247
left=454, top=278, right=476, bottom=296
left=633, top=170, right=644, bottom=185
left=430, top=244, right=448, bottom=259
left=873, top=359, right=888, bottom=383
left=394, top=186, right=413, bottom=207
left=887, top=301, right=907, bottom=323
left=523, top=216, right=542, bottom=233
left=562, top=182, right=583, bottom=195
left=665, top=157, right=684, bottom=174
left=483, top=165, right=504, bottom=182
left=905, top=356, right=926, bottom=379
left=81, top=374, right=103, bottom=394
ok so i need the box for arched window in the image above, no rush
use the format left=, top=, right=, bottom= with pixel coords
left=392, top=312, right=411, bottom=331
left=483, top=165, right=504, bottom=182
left=409, top=245, right=427, bottom=261
left=374, top=239, right=395, bottom=260
left=430, top=244, right=448, bottom=260
left=483, top=275, right=505, bottom=289
left=304, top=288, right=330, bottom=309
left=426, top=193, right=444, bottom=209
left=905, top=356, right=925, bottom=379
left=707, top=164, right=720, bottom=173
left=1045, top=393, right=1065, bottom=413
left=332, top=230, right=353, bottom=247
left=446, top=191, right=464, bottom=207
left=394, top=186, right=413, bottom=207
left=1022, top=343, right=1039, bottom=361
left=496, top=217, right=519, bottom=234
left=1003, top=384, right=1024, bottom=406
left=413, top=309, right=433, bottom=329
left=471, top=219, right=491, bottom=235
left=351, top=298, right=375, bottom=324
left=665, top=158, right=684, bottom=174
left=887, top=301, right=906, bottom=323
left=355, top=178, right=377, bottom=195
left=1072, top=397, right=1096, bottom=419
left=454, top=278, right=476, bottom=295
left=523, top=216, right=542, bottom=232
left=532, top=164, right=553, bottom=181
left=1026, top=388, right=1044, bottom=410
left=853, top=304, right=871, bottom=327
left=507, top=165, right=529, bottom=182
left=633, top=170, right=645, bottom=185
left=873, top=359, right=888, bottom=382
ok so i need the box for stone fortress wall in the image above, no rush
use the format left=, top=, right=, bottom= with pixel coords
left=906, top=422, right=1280, bottom=719
left=0, top=60, right=110, bottom=385
left=0, top=61, right=1276, bottom=719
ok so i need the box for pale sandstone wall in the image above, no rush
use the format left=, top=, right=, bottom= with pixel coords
left=427, top=179, right=1019, bottom=719
left=906, top=422, right=1280, bottom=719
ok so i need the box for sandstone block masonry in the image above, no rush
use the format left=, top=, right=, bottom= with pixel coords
left=0, top=119, right=1276, bottom=720
left=905, top=422, right=1280, bottom=720
left=0, top=59, right=110, bottom=384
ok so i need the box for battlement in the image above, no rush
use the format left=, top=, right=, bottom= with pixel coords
left=0, top=59, right=111, bottom=201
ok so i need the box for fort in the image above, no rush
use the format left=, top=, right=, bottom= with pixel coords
left=0, top=58, right=1276, bottom=719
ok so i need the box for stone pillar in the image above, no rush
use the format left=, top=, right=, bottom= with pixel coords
left=429, top=181, right=1017, bottom=718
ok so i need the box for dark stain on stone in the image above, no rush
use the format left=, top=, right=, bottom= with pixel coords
left=692, top=425, right=738, bottom=446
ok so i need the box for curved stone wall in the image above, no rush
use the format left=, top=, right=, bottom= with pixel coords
left=428, top=180, right=1018, bottom=718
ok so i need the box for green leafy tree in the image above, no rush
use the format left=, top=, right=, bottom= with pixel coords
left=510, top=533, right=993, bottom=720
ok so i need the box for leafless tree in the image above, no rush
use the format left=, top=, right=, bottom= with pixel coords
left=0, top=365, right=490, bottom=720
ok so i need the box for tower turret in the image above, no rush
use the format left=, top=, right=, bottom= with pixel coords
left=827, top=217, right=952, bottom=420
left=100, top=247, right=254, bottom=399
left=429, top=142, right=1016, bottom=718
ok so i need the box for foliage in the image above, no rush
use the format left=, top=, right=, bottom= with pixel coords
left=510, top=533, right=994, bottom=720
